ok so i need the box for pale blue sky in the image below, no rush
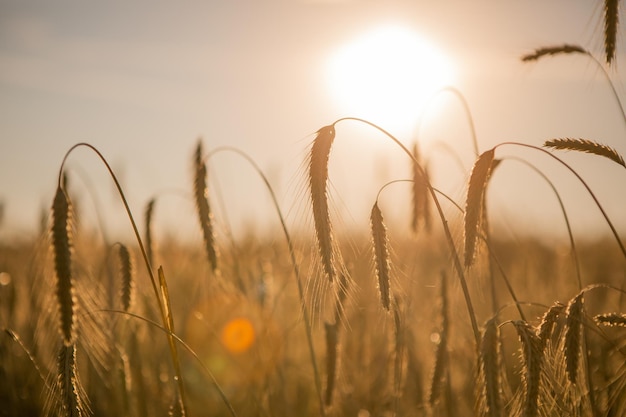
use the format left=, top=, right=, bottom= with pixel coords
left=1, top=0, right=624, bottom=244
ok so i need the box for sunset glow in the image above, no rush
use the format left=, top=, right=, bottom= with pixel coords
left=327, top=25, right=455, bottom=134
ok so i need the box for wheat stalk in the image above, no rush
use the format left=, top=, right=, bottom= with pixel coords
left=52, top=185, right=77, bottom=346
left=429, top=272, right=449, bottom=408
left=309, top=125, right=337, bottom=282
left=513, top=320, right=542, bottom=417
left=604, top=0, right=620, bottom=65
left=411, top=142, right=429, bottom=234
left=324, top=321, right=339, bottom=407
left=370, top=201, right=391, bottom=311
left=464, top=149, right=496, bottom=267
left=193, top=140, right=219, bottom=273
left=564, top=293, right=584, bottom=385
left=544, top=138, right=626, bottom=168
left=521, top=44, right=587, bottom=61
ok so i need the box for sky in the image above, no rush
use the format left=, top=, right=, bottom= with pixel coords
left=1, top=0, right=625, bottom=245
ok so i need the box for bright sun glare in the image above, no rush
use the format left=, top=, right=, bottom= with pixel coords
left=327, top=25, right=455, bottom=134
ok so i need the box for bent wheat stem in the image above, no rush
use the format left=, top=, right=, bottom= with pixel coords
left=333, top=117, right=481, bottom=346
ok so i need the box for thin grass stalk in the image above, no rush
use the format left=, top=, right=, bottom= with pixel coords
left=201, top=146, right=325, bottom=415
left=429, top=272, right=449, bottom=408
left=157, top=266, right=186, bottom=415
left=333, top=117, right=481, bottom=346
left=498, top=142, right=626, bottom=259
left=57, top=143, right=187, bottom=415
left=101, top=309, right=238, bottom=417
left=410, top=142, right=429, bottom=234
left=324, top=322, right=338, bottom=407
left=500, top=156, right=583, bottom=289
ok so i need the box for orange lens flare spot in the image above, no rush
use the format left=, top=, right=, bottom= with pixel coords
left=220, top=317, right=255, bottom=354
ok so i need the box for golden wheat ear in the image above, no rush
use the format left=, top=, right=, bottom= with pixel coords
left=117, top=243, right=134, bottom=313
left=464, top=149, right=496, bottom=267
left=564, top=293, right=584, bottom=385
left=512, top=320, right=542, bottom=417
left=370, top=201, right=391, bottom=311
left=537, top=301, right=565, bottom=351
left=309, top=125, right=337, bottom=282
left=544, top=138, right=626, bottom=168
left=479, top=318, right=502, bottom=417
left=51, top=186, right=77, bottom=346
left=193, top=139, right=219, bottom=273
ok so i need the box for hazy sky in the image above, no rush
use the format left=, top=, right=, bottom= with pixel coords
left=1, top=0, right=625, bottom=244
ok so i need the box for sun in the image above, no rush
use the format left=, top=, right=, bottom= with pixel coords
left=327, top=25, right=455, bottom=134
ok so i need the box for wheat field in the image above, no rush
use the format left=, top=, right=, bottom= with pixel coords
left=2, top=4, right=626, bottom=417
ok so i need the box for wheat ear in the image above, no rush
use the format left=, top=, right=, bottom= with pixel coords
left=193, top=140, right=219, bottom=273
left=604, top=0, right=619, bottom=65
left=544, top=138, right=626, bottom=168
left=480, top=318, right=502, bottom=417
left=118, top=244, right=134, bottom=313
left=521, top=44, right=587, bottom=61
left=57, top=343, right=88, bottom=417
left=513, top=320, right=542, bottom=417
left=537, top=301, right=565, bottom=351
left=144, top=198, right=155, bottom=268
left=370, top=201, right=391, bottom=311
left=595, top=312, right=626, bottom=327
left=464, top=149, right=496, bottom=267
left=309, top=125, right=337, bottom=282
left=52, top=186, right=77, bottom=346
left=564, top=293, right=584, bottom=385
